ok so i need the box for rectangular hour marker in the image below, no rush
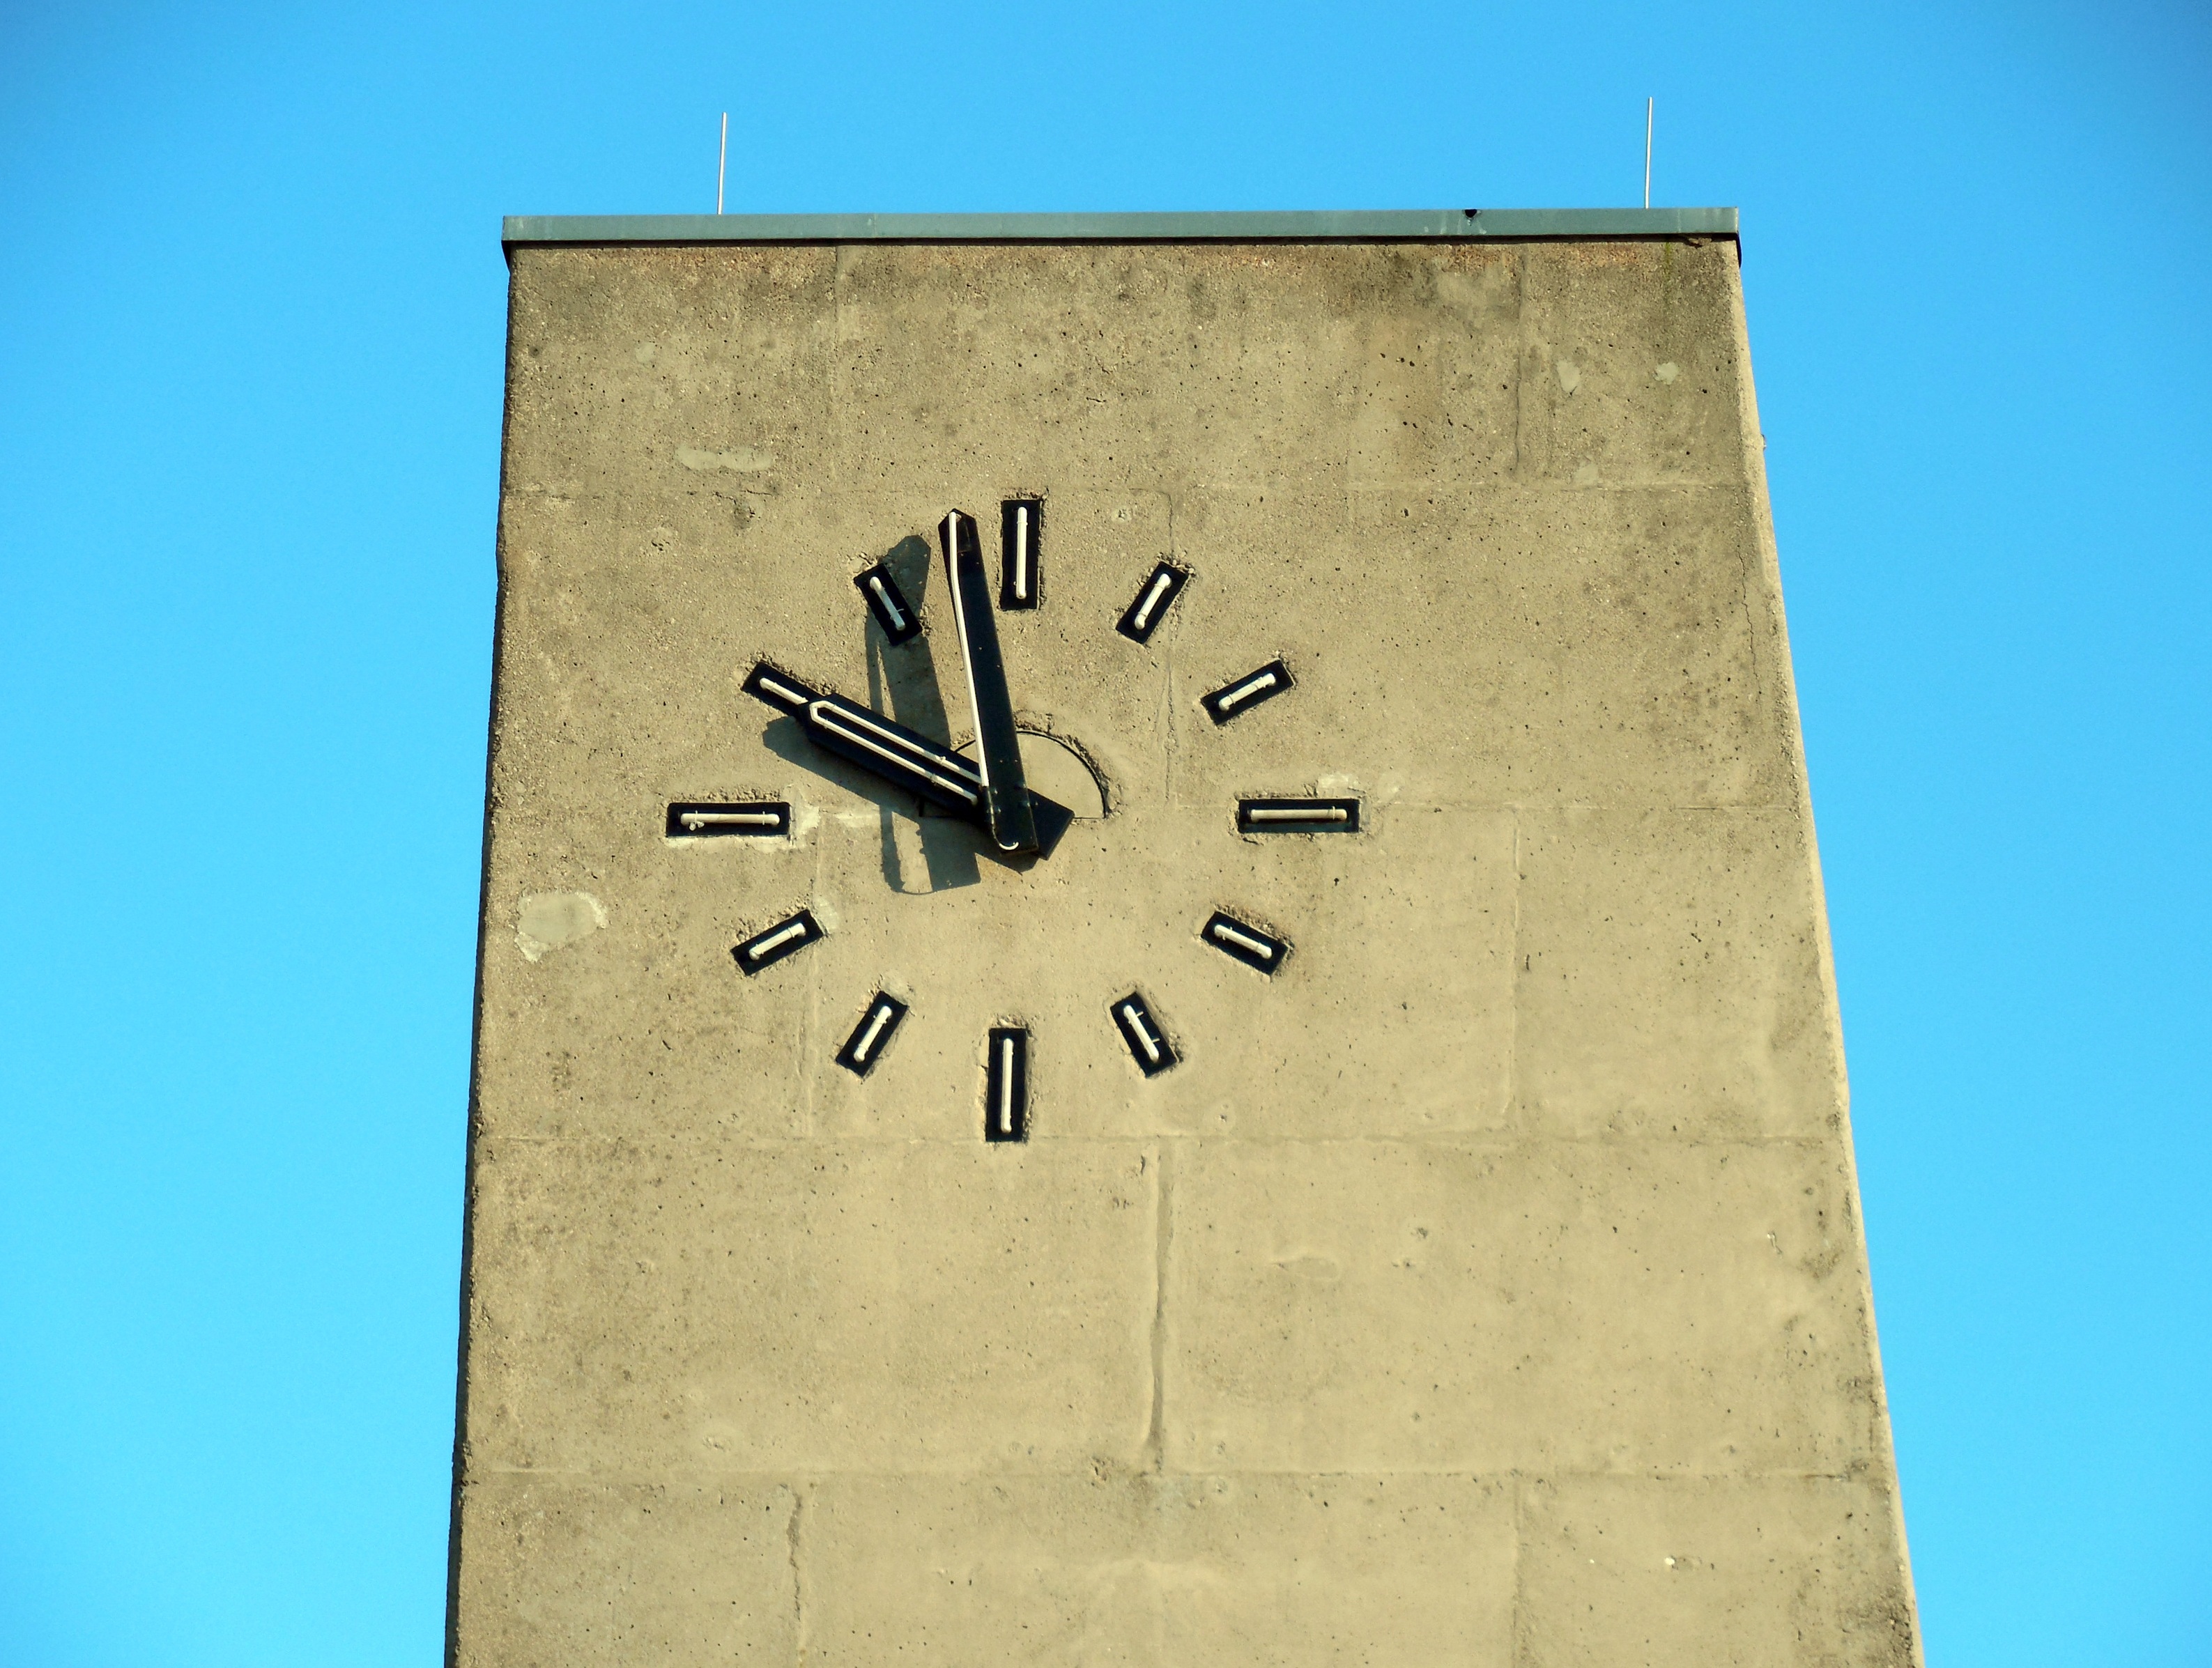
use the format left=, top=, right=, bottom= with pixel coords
left=985, top=1026, right=1029, bottom=1141
left=1237, top=797, right=1362, bottom=834
left=853, top=564, right=922, bottom=644
left=1115, top=562, right=1188, bottom=644
left=1201, top=659, right=1293, bottom=724
left=836, top=991, right=909, bottom=1076
left=731, top=908, right=823, bottom=975
left=743, top=661, right=822, bottom=715
left=666, top=801, right=791, bottom=839
left=1000, top=499, right=1043, bottom=610
left=1110, top=991, right=1178, bottom=1077
left=1202, top=910, right=1290, bottom=973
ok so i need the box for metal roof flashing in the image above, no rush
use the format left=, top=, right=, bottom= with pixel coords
left=499, top=208, right=1738, bottom=256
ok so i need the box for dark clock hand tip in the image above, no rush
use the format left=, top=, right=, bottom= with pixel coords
left=1024, top=791, right=1074, bottom=859
left=743, top=660, right=819, bottom=715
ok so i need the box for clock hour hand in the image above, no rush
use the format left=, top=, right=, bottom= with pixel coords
left=743, top=663, right=1073, bottom=857
left=939, top=510, right=1039, bottom=855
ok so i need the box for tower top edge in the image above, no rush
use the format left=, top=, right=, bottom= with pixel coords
left=500, top=208, right=1740, bottom=249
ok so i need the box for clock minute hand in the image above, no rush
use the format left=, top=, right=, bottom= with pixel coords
left=939, top=509, right=1039, bottom=855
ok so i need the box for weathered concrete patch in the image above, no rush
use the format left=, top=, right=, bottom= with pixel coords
left=450, top=1477, right=797, bottom=1667
left=675, top=443, right=773, bottom=472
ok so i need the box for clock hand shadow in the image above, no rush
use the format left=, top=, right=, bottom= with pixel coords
left=864, top=535, right=982, bottom=894
left=752, top=534, right=984, bottom=896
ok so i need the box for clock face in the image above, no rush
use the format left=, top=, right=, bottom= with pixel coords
left=655, top=490, right=1505, bottom=1143
left=677, top=500, right=1344, bottom=1141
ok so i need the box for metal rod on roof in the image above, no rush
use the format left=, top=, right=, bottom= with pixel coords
left=1643, top=98, right=1653, bottom=209
left=717, top=113, right=728, bottom=215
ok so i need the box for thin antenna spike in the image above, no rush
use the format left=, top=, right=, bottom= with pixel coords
left=717, top=112, right=728, bottom=215
left=1643, top=98, right=1653, bottom=210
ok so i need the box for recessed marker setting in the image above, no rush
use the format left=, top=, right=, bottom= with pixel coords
left=985, top=1026, right=1030, bottom=1141
left=1201, top=659, right=1293, bottom=725
left=1000, top=499, right=1043, bottom=610
left=1116, top=562, right=1188, bottom=644
left=836, top=991, right=909, bottom=1076
left=854, top=563, right=922, bottom=645
left=732, top=909, right=823, bottom=975
left=1202, top=910, right=1290, bottom=974
left=666, top=801, right=791, bottom=839
left=743, top=661, right=822, bottom=715
left=1237, top=797, right=1362, bottom=835
left=1111, top=991, right=1178, bottom=1077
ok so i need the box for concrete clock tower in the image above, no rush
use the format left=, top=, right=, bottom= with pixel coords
left=449, top=209, right=1922, bottom=1667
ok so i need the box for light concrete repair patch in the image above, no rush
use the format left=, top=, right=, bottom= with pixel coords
left=675, top=444, right=774, bottom=472
left=516, top=891, right=605, bottom=962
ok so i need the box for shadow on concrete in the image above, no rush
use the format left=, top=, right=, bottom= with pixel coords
left=866, top=535, right=983, bottom=894
left=755, top=533, right=985, bottom=895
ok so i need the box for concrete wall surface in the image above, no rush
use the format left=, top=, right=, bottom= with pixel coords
left=451, top=234, right=1922, bottom=1665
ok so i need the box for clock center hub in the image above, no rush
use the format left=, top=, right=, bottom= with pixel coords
left=1008, top=728, right=1108, bottom=821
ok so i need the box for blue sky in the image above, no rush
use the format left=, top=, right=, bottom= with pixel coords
left=1, top=0, right=2206, bottom=1662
